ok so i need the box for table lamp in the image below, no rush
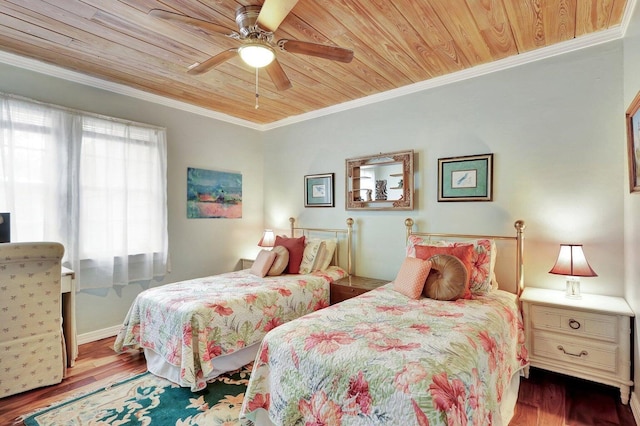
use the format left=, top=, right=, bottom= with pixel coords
left=549, top=244, right=597, bottom=299
left=258, top=229, right=275, bottom=248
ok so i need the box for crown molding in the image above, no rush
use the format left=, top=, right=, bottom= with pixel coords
left=0, top=50, right=264, bottom=131
left=263, top=25, right=628, bottom=130
left=0, top=0, right=634, bottom=133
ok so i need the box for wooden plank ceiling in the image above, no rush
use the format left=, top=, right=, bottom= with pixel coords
left=0, top=0, right=629, bottom=125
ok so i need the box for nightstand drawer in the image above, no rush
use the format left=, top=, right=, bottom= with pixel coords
left=329, top=276, right=387, bottom=305
left=532, top=331, right=618, bottom=374
left=330, top=284, right=369, bottom=304
left=531, top=305, right=617, bottom=342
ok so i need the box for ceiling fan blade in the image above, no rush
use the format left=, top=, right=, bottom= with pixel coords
left=265, top=59, right=292, bottom=91
left=278, top=39, right=354, bottom=63
left=187, top=49, right=238, bottom=75
left=148, top=9, right=238, bottom=37
left=256, top=0, right=299, bottom=32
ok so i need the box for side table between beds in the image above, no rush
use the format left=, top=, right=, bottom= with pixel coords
left=330, top=275, right=387, bottom=304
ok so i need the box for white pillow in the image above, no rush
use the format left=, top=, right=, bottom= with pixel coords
left=298, top=239, right=324, bottom=274
left=250, top=249, right=277, bottom=277
left=314, top=238, right=337, bottom=271
left=267, top=246, right=289, bottom=276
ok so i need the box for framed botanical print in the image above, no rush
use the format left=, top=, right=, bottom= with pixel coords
left=304, top=173, right=334, bottom=207
left=438, top=154, right=493, bottom=202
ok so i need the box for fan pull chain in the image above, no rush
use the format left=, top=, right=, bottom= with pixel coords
left=254, top=67, right=259, bottom=109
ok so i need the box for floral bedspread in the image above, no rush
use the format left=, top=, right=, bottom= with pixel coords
left=113, top=267, right=346, bottom=391
left=240, top=285, right=529, bottom=426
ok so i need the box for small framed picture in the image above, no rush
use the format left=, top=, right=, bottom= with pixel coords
left=438, top=154, right=493, bottom=202
left=626, top=91, right=640, bottom=193
left=304, top=173, right=334, bottom=207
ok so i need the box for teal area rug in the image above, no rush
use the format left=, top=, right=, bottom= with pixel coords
left=23, top=363, right=252, bottom=426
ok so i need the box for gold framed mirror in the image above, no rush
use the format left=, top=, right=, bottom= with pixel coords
left=346, top=150, right=414, bottom=210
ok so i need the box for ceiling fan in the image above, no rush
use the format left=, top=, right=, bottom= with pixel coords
left=149, top=0, right=354, bottom=92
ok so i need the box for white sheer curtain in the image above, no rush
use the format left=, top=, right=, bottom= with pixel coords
left=0, top=94, right=168, bottom=290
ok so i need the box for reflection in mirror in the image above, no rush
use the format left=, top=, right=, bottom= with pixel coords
left=346, top=150, right=414, bottom=210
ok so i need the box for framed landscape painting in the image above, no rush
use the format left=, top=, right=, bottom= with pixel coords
left=187, top=167, right=242, bottom=218
left=627, top=91, right=640, bottom=193
left=438, top=153, right=493, bottom=202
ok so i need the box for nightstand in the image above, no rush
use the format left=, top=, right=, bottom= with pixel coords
left=330, top=275, right=388, bottom=305
left=520, top=287, right=634, bottom=404
left=240, top=258, right=254, bottom=269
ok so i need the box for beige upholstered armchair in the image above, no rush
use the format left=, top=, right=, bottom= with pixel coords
left=0, top=242, right=66, bottom=398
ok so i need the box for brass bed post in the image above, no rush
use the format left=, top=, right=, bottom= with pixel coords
left=346, top=218, right=353, bottom=276
left=405, top=218, right=414, bottom=242
left=290, top=217, right=295, bottom=237
left=514, top=220, right=526, bottom=298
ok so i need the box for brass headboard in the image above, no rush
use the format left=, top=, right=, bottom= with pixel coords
left=404, top=218, right=526, bottom=297
left=290, top=217, right=354, bottom=276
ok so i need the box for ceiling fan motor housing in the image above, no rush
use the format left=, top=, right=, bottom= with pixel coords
left=236, top=5, right=271, bottom=41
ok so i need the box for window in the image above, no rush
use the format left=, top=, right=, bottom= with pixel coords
left=0, top=95, right=168, bottom=290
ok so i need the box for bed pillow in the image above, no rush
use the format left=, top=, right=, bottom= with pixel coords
left=274, top=235, right=306, bottom=274
left=415, top=244, right=474, bottom=299
left=299, top=238, right=324, bottom=274
left=314, top=238, right=337, bottom=271
left=434, top=239, right=497, bottom=295
left=406, top=234, right=433, bottom=258
left=250, top=249, right=277, bottom=277
left=392, top=257, right=432, bottom=299
left=424, top=254, right=468, bottom=300
left=267, top=245, right=289, bottom=276
left=409, top=237, right=497, bottom=295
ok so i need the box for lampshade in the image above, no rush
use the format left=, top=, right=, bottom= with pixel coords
left=549, top=244, right=598, bottom=277
left=258, top=229, right=275, bottom=247
left=549, top=244, right=597, bottom=299
left=238, top=43, right=275, bottom=68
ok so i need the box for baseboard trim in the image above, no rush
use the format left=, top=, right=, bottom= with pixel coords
left=77, top=325, right=121, bottom=345
left=631, top=391, right=640, bottom=424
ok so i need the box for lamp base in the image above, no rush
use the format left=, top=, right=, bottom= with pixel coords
left=565, top=278, right=581, bottom=299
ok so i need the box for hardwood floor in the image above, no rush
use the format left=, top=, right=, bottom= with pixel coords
left=0, top=337, right=147, bottom=425
left=0, top=336, right=636, bottom=425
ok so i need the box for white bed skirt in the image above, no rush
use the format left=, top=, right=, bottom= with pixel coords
left=144, top=342, right=260, bottom=386
left=242, top=368, right=523, bottom=426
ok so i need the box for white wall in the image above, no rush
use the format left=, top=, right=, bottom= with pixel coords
left=263, top=41, right=626, bottom=297
left=0, top=27, right=632, bottom=337
left=623, top=0, right=640, bottom=410
left=0, top=63, right=265, bottom=334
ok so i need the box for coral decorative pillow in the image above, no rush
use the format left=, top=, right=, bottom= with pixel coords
left=267, top=246, right=289, bottom=276
left=424, top=254, right=468, bottom=300
left=392, top=257, right=432, bottom=299
left=415, top=244, right=474, bottom=299
left=407, top=237, right=497, bottom=295
left=435, top=239, right=497, bottom=295
left=250, top=249, right=277, bottom=278
left=274, top=235, right=306, bottom=274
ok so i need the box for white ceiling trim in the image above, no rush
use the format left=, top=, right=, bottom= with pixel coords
left=0, top=0, right=635, bottom=133
left=263, top=26, right=628, bottom=130
left=0, top=50, right=263, bottom=130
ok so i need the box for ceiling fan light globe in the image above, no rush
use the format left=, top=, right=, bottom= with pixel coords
left=239, top=44, right=275, bottom=68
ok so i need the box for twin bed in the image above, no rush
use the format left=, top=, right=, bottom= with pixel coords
left=114, top=218, right=353, bottom=391
left=239, top=218, right=528, bottom=426
left=115, top=217, right=529, bottom=425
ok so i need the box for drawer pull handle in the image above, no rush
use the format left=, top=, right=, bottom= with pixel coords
left=557, top=345, right=588, bottom=358
left=568, top=319, right=581, bottom=329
